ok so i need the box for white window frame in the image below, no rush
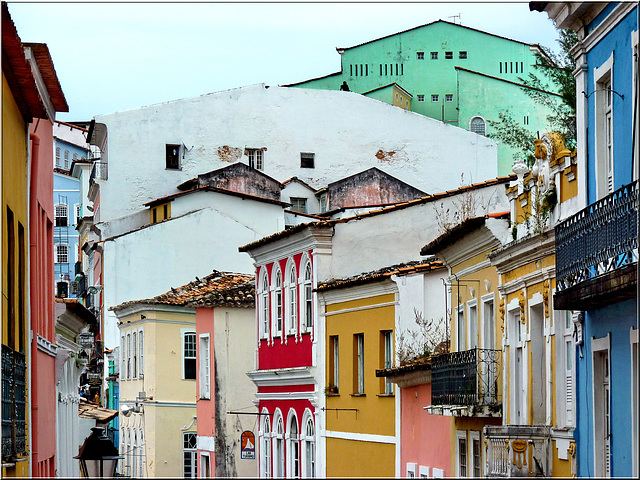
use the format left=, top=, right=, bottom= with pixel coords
left=467, top=300, right=478, bottom=349
left=286, top=410, right=300, bottom=478
left=200, top=451, right=211, bottom=478
left=199, top=333, right=211, bottom=399
left=469, top=430, right=481, bottom=477
left=481, top=294, right=495, bottom=350
left=132, top=429, right=138, bottom=479
left=286, top=262, right=298, bottom=337
left=456, top=430, right=468, bottom=477
left=248, top=148, right=264, bottom=170
left=272, top=267, right=283, bottom=338
left=356, top=333, right=365, bottom=394
left=183, top=431, right=198, bottom=478
left=418, top=465, right=430, bottom=478
left=431, top=94, right=439, bottom=102
left=55, top=203, right=68, bottom=227
left=55, top=243, right=69, bottom=264
left=445, top=94, right=454, bottom=102
left=555, top=308, right=575, bottom=428
left=272, top=410, right=285, bottom=478
left=139, top=428, right=145, bottom=477
left=508, top=301, right=526, bottom=425
left=127, top=332, right=131, bottom=379
left=260, top=409, right=272, bottom=478
left=417, top=95, right=425, bottom=102
left=259, top=269, right=270, bottom=340
left=406, top=462, right=417, bottom=478
left=470, top=116, right=487, bottom=136
left=132, top=331, right=137, bottom=378
left=55, top=147, right=61, bottom=167
left=64, top=149, right=70, bottom=169
left=301, top=410, right=315, bottom=478
left=302, top=260, right=313, bottom=334
left=138, top=328, right=144, bottom=377
left=383, top=330, right=393, bottom=394
left=181, top=329, right=197, bottom=380
left=591, top=333, right=611, bottom=478
left=594, top=53, right=615, bottom=199
left=121, top=335, right=126, bottom=379
left=331, top=335, right=339, bottom=392
left=456, top=305, right=466, bottom=352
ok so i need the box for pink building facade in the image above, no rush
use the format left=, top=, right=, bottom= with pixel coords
left=25, top=42, right=68, bottom=477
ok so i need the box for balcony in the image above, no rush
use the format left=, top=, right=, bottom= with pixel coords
left=484, top=425, right=552, bottom=477
left=2, top=345, right=27, bottom=462
left=555, top=180, right=638, bottom=310
left=427, top=348, right=501, bottom=417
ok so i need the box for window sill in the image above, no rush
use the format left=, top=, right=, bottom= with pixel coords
left=326, top=393, right=340, bottom=397
left=377, top=393, right=395, bottom=398
left=350, top=393, right=366, bottom=397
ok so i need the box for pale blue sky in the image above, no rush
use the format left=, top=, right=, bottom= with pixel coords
left=7, top=2, right=561, bottom=121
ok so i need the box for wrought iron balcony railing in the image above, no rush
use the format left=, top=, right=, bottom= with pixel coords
left=431, top=348, right=501, bottom=407
left=2, top=345, right=27, bottom=461
left=555, top=180, right=638, bottom=291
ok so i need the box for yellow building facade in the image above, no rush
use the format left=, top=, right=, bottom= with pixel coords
left=319, top=280, right=397, bottom=477
left=114, top=303, right=197, bottom=478
left=484, top=134, right=578, bottom=477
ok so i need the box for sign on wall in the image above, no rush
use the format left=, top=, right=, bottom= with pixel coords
left=241, top=431, right=255, bottom=460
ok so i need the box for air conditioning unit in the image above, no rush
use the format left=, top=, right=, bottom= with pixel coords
left=71, top=281, right=79, bottom=294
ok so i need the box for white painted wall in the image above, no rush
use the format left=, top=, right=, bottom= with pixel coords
left=281, top=181, right=320, bottom=214
left=94, top=84, right=498, bottom=222
left=323, top=182, right=509, bottom=281
left=102, top=192, right=285, bottom=349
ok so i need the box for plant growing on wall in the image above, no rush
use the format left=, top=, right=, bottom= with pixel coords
left=396, top=309, right=449, bottom=366
left=433, top=173, right=482, bottom=234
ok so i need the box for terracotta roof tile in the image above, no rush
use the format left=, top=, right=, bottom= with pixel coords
left=111, top=271, right=255, bottom=311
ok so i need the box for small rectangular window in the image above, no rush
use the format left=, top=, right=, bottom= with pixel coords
left=300, top=152, right=315, bottom=169
left=417, top=95, right=425, bottom=102
left=290, top=197, right=307, bottom=214
left=183, top=331, right=196, bottom=380
left=459, top=51, right=467, bottom=59
left=329, top=335, right=339, bottom=393
left=379, top=64, right=382, bottom=75
left=431, top=94, right=439, bottom=102
left=446, top=94, right=453, bottom=102
left=354, top=333, right=365, bottom=394
left=431, top=52, right=438, bottom=60
left=417, top=52, right=424, bottom=60
left=445, top=51, right=453, bottom=59
left=166, top=144, right=181, bottom=170
left=247, top=148, right=264, bottom=170
left=382, top=331, right=393, bottom=394
left=199, top=334, right=211, bottom=399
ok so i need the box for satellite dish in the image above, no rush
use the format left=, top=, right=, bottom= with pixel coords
left=121, top=404, right=132, bottom=417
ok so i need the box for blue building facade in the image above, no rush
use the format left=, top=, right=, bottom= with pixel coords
left=53, top=171, right=81, bottom=298
left=538, top=2, right=638, bottom=477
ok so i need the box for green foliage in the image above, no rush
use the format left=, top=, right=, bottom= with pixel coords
left=488, top=28, right=577, bottom=166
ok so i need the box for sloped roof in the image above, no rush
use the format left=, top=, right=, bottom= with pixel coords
left=420, top=211, right=509, bottom=255
left=78, top=398, right=118, bottom=423
left=455, top=66, right=562, bottom=97
left=316, top=258, right=444, bottom=292
left=239, top=174, right=515, bottom=252
left=336, top=19, right=533, bottom=52
left=281, top=176, right=318, bottom=192
left=111, top=271, right=255, bottom=312
left=22, top=42, right=68, bottom=112
left=362, top=82, right=413, bottom=97
left=142, top=185, right=290, bottom=208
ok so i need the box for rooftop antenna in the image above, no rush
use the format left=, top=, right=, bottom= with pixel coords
left=449, top=13, right=461, bottom=25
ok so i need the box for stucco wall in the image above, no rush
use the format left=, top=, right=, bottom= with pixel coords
left=94, top=84, right=498, bottom=222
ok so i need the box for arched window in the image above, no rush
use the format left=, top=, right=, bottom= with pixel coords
left=287, top=263, right=297, bottom=336
left=273, top=269, right=283, bottom=337
left=139, top=428, right=145, bottom=477
left=64, top=150, right=70, bottom=169
left=302, top=415, right=315, bottom=478
left=287, top=414, right=300, bottom=478
left=470, top=116, right=486, bottom=136
left=273, top=412, right=285, bottom=478
left=55, top=147, right=61, bottom=167
left=303, top=262, right=313, bottom=333
left=261, top=412, right=272, bottom=478
left=260, top=271, right=270, bottom=340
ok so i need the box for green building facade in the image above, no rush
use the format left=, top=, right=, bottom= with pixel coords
left=287, top=20, right=561, bottom=175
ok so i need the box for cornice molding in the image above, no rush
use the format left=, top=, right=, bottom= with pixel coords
left=489, top=231, right=555, bottom=274
left=247, top=366, right=317, bottom=387
left=318, top=280, right=396, bottom=306
left=582, top=2, right=637, bottom=52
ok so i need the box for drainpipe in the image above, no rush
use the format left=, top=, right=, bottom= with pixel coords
left=27, top=129, right=39, bottom=477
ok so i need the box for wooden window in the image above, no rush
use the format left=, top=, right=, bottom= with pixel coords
left=183, top=331, right=196, bottom=380
left=300, top=152, right=315, bottom=169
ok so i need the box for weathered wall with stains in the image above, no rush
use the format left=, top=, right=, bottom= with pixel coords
left=326, top=167, right=427, bottom=209
left=195, top=162, right=282, bottom=202
left=95, top=84, right=497, bottom=222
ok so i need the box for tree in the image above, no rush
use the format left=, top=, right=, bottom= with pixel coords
left=488, top=28, right=577, bottom=167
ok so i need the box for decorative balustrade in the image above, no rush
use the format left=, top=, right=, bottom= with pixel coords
left=555, top=180, right=638, bottom=291
left=484, top=426, right=552, bottom=477
left=431, top=348, right=501, bottom=407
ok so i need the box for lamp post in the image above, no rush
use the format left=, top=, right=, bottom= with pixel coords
left=74, top=427, right=123, bottom=478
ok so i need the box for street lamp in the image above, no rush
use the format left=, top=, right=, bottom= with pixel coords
left=74, top=427, right=123, bottom=478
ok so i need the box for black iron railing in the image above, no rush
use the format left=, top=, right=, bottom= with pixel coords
left=556, top=180, right=638, bottom=291
left=431, top=348, right=501, bottom=406
left=2, top=345, right=27, bottom=461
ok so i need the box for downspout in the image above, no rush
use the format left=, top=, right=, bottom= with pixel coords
left=27, top=128, right=39, bottom=477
